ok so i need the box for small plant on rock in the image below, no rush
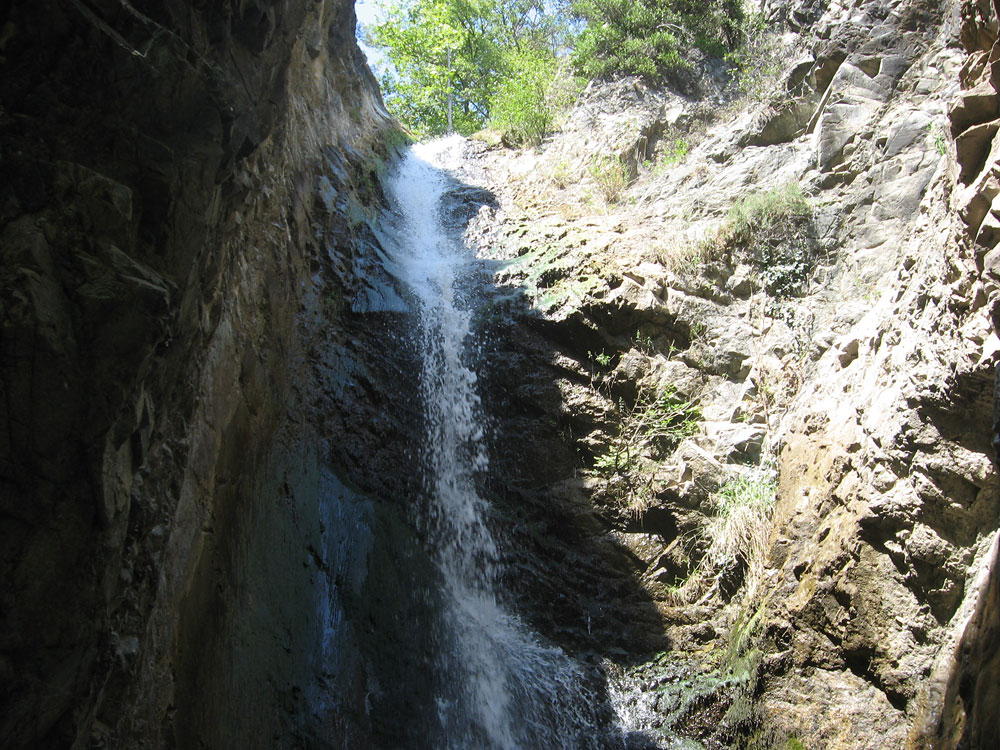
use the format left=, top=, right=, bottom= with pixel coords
left=672, top=467, right=777, bottom=605
left=589, top=154, right=631, bottom=203
left=589, top=350, right=613, bottom=367
left=590, top=384, right=700, bottom=514
left=643, top=138, right=689, bottom=176
left=548, top=159, right=576, bottom=189
left=714, top=592, right=772, bottom=740
left=725, top=11, right=782, bottom=102
left=661, top=137, right=689, bottom=166
left=706, top=183, right=815, bottom=297
left=926, top=121, right=947, bottom=156
left=633, top=331, right=657, bottom=354
left=657, top=239, right=708, bottom=276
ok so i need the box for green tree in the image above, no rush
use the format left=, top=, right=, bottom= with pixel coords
left=365, top=0, right=569, bottom=137
left=489, top=49, right=564, bottom=146
left=366, top=0, right=490, bottom=134
left=570, top=0, right=745, bottom=85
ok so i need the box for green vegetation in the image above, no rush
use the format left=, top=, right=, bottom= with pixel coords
left=365, top=0, right=570, bottom=138
left=548, top=159, right=576, bottom=188
left=490, top=49, right=557, bottom=145
left=381, top=126, right=415, bottom=157
left=724, top=11, right=781, bottom=101
left=499, top=238, right=606, bottom=314
left=716, top=474, right=777, bottom=518
left=642, top=137, right=689, bottom=178
left=688, top=321, right=707, bottom=345
left=926, top=121, right=947, bottom=156
left=591, top=384, right=700, bottom=514
left=634, top=385, right=700, bottom=447
left=701, top=472, right=776, bottom=586
left=660, top=137, right=689, bottom=166
left=589, top=350, right=613, bottom=367
left=656, top=238, right=708, bottom=276
left=707, top=183, right=815, bottom=297
left=491, top=54, right=581, bottom=146
left=365, top=0, right=485, bottom=134
left=724, top=183, right=810, bottom=236
left=666, top=467, right=777, bottom=605
left=570, top=0, right=746, bottom=85
left=610, top=592, right=773, bottom=744
left=588, top=154, right=631, bottom=203
left=633, top=332, right=656, bottom=354
left=714, top=594, right=771, bottom=741
left=365, top=0, right=763, bottom=142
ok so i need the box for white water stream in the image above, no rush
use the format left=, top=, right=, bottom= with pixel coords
left=383, top=137, right=601, bottom=749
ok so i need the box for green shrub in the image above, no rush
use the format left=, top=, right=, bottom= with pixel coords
left=724, top=11, right=781, bottom=100
left=661, top=137, right=689, bottom=166
left=667, top=467, right=777, bottom=605
left=367, top=0, right=572, bottom=136
left=644, top=138, right=689, bottom=176
left=491, top=57, right=581, bottom=147
left=570, top=0, right=746, bottom=85
left=724, top=182, right=810, bottom=237
left=708, top=183, right=815, bottom=297
left=490, top=50, right=558, bottom=147
left=716, top=475, right=777, bottom=518
left=589, top=350, right=613, bottom=367
left=641, top=385, right=701, bottom=447
left=590, top=384, right=700, bottom=514
left=589, top=154, right=631, bottom=203
left=708, top=474, right=776, bottom=568
left=548, top=159, right=576, bottom=188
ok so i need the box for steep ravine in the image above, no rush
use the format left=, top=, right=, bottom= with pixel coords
left=3, top=0, right=1000, bottom=749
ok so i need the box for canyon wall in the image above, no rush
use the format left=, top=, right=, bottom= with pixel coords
left=3, top=0, right=1000, bottom=748
left=457, top=0, right=1000, bottom=746
left=0, top=1, right=422, bottom=747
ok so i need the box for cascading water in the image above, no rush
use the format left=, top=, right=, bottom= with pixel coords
left=382, top=137, right=608, bottom=749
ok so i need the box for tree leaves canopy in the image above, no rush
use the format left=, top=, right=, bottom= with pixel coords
left=365, top=0, right=565, bottom=136
left=570, top=0, right=745, bottom=84
left=364, top=0, right=749, bottom=138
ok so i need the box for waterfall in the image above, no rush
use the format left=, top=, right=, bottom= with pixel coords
left=383, top=137, right=606, bottom=750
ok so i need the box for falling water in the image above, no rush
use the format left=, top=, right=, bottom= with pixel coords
left=383, top=137, right=605, bottom=749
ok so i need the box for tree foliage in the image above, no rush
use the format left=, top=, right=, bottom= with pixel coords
left=489, top=50, right=579, bottom=146
left=365, top=0, right=567, bottom=137
left=365, top=0, right=752, bottom=140
left=570, top=0, right=746, bottom=84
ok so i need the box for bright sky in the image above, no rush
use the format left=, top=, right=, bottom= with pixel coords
left=355, top=0, right=387, bottom=74
left=355, top=0, right=378, bottom=26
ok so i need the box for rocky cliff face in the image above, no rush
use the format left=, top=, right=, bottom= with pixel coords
left=4, top=0, right=1000, bottom=748
left=454, top=0, right=1000, bottom=746
left=0, top=1, right=420, bottom=748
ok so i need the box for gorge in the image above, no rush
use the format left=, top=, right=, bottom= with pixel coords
left=2, top=0, right=1000, bottom=748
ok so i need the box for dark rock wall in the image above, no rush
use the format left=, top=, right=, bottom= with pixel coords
left=0, top=1, right=416, bottom=747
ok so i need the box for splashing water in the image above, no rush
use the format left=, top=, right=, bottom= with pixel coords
left=383, top=137, right=604, bottom=750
